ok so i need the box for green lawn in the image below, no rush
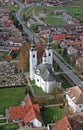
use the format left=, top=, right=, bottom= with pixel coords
left=1, top=5, right=19, bottom=12
left=0, top=124, right=19, bottom=130
left=41, top=106, right=63, bottom=125
left=42, top=17, right=66, bottom=25
left=32, top=85, right=46, bottom=96
left=24, top=5, right=83, bottom=22
left=57, top=74, right=70, bottom=89
left=0, top=87, right=26, bottom=115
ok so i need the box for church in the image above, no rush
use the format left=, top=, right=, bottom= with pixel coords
left=29, top=38, right=61, bottom=93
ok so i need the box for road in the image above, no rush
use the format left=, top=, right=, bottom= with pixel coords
left=14, top=0, right=39, bottom=43
left=53, top=52, right=83, bottom=87
left=14, top=0, right=83, bottom=87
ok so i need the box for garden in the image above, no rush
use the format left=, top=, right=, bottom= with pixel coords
left=0, top=86, right=26, bottom=115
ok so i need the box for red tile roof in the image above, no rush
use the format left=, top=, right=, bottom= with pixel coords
left=55, top=117, right=82, bottom=130
left=68, top=41, right=82, bottom=46
left=53, top=34, right=65, bottom=40
left=6, top=94, right=42, bottom=124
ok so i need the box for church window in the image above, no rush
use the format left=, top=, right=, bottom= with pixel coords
left=33, top=55, right=35, bottom=58
left=37, top=79, right=39, bottom=82
left=79, top=105, right=81, bottom=108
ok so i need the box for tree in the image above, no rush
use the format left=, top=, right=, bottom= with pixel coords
left=19, top=43, right=30, bottom=72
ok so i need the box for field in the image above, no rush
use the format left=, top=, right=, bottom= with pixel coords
left=0, top=86, right=26, bottom=115
left=1, top=5, right=19, bottom=12
left=42, top=17, right=66, bottom=25
left=23, top=5, right=83, bottom=24
left=0, top=124, right=19, bottom=130
left=41, top=106, right=63, bottom=125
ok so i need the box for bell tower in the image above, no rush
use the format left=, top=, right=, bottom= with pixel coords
left=45, top=33, right=53, bottom=66
left=30, top=36, right=37, bottom=80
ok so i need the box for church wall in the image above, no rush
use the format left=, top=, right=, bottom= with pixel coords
left=34, top=74, right=41, bottom=87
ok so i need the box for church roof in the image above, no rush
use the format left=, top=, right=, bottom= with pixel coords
left=35, top=63, right=58, bottom=81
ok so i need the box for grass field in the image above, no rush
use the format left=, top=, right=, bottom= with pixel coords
left=1, top=5, right=19, bottom=12
left=24, top=5, right=83, bottom=23
left=0, top=86, right=26, bottom=115
left=0, top=124, right=19, bottom=130
left=41, top=106, right=63, bottom=125
left=42, top=17, right=66, bottom=25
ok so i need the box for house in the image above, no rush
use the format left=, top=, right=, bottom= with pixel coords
left=53, top=34, right=65, bottom=41
left=60, top=41, right=68, bottom=49
left=9, top=37, right=23, bottom=47
left=25, top=0, right=32, bottom=4
left=54, top=10, right=66, bottom=15
left=29, top=39, right=61, bottom=93
left=76, top=56, right=83, bottom=69
left=65, top=86, right=83, bottom=113
left=50, top=116, right=82, bottom=130
left=6, top=94, right=42, bottom=127
left=67, top=46, right=78, bottom=55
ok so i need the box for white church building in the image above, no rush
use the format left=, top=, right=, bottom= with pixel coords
left=29, top=39, right=61, bottom=93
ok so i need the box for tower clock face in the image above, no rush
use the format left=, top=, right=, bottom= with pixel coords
left=36, top=69, right=40, bottom=75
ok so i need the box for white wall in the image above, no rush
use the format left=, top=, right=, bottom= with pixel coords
left=66, top=94, right=76, bottom=112
left=30, top=118, right=42, bottom=127
left=66, top=94, right=83, bottom=113
left=35, top=73, right=56, bottom=93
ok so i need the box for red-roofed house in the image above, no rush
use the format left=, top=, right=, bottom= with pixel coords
left=54, top=117, right=82, bottom=130
left=6, top=94, right=42, bottom=127
left=25, top=0, right=32, bottom=4
left=53, top=34, right=65, bottom=41
left=47, top=117, right=82, bottom=130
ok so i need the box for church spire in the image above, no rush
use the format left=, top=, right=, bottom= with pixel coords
left=31, top=35, right=36, bottom=51
left=42, top=51, right=47, bottom=64
left=46, top=33, right=52, bottom=49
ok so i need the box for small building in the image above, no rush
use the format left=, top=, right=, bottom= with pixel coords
left=76, top=57, right=83, bottom=69
left=65, top=86, right=83, bottom=113
left=54, top=10, right=66, bottom=15
left=52, top=116, right=82, bottom=130
left=67, top=46, right=78, bottom=55
left=6, top=94, right=42, bottom=127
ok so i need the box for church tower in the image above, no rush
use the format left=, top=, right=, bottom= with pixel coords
left=42, top=51, right=47, bottom=64
left=30, top=36, right=37, bottom=80
left=45, top=33, right=53, bottom=66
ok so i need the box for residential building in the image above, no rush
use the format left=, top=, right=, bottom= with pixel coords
left=6, top=94, right=42, bottom=127
left=52, top=116, right=82, bottom=130
left=65, top=86, right=83, bottom=113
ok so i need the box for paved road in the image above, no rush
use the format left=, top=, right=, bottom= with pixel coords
left=53, top=52, right=83, bottom=87
left=14, top=0, right=39, bottom=43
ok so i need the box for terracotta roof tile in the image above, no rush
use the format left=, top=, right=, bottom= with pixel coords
left=55, top=117, right=82, bottom=130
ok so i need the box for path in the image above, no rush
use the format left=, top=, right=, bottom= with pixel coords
left=53, top=51, right=83, bottom=86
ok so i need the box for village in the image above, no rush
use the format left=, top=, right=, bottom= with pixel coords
left=0, top=0, right=83, bottom=130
